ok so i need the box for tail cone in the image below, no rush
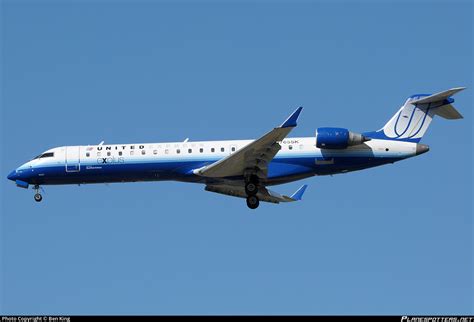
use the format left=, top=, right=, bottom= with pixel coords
left=416, top=144, right=430, bottom=155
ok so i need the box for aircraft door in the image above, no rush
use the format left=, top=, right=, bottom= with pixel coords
left=65, top=146, right=81, bottom=172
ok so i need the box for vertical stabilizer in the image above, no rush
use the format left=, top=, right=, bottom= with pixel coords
left=365, top=87, right=465, bottom=142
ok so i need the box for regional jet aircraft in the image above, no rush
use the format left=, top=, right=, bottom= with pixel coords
left=7, top=88, right=465, bottom=209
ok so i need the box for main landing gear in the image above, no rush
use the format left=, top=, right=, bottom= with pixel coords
left=246, top=195, right=259, bottom=209
left=245, top=175, right=260, bottom=209
left=33, top=185, right=43, bottom=202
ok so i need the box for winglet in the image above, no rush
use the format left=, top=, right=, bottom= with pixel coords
left=290, top=184, right=308, bottom=201
left=280, top=106, right=303, bottom=128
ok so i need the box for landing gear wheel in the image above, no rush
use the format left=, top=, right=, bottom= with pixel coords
left=246, top=195, right=259, bottom=209
left=245, top=182, right=258, bottom=196
left=245, top=174, right=259, bottom=196
left=34, top=193, right=43, bottom=202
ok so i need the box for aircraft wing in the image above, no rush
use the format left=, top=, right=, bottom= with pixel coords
left=205, top=184, right=308, bottom=204
left=194, top=107, right=303, bottom=178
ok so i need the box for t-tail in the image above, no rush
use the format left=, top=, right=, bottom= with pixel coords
left=364, top=87, right=465, bottom=143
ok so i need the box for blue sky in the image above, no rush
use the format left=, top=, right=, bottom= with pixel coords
left=1, top=0, right=472, bottom=315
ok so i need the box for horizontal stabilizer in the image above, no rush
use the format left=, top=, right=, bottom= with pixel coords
left=434, top=104, right=463, bottom=119
left=410, top=87, right=465, bottom=105
left=410, top=87, right=465, bottom=120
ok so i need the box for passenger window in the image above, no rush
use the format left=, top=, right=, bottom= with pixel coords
left=141, top=150, right=146, bottom=155
left=107, top=152, right=111, bottom=156
left=211, top=148, right=215, bottom=153
left=86, top=152, right=90, bottom=157
left=177, top=149, right=180, bottom=154
left=188, top=149, right=192, bottom=153
left=119, top=151, right=122, bottom=156
left=153, top=150, right=157, bottom=155
left=165, top=149, right=169, bottom=154
left=130, top=151, right=134, bottom=156
left=232, top=147, right=236, bottom=152
left=289, top=145, right=293, bottom=150
left=199, top=148, right=203, bottom=153
left=221, top=147, right=225, bottom=152
left=97, top=152, right=101, bottom=157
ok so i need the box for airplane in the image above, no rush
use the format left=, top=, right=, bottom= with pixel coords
left=7, top=87, right=465, bottom=209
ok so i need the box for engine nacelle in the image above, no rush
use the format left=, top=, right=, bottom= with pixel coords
left=316, top=127, right=369, bottom=149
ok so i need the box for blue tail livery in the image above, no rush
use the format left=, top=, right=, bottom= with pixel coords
left=7, top=87, right=465, bottom=209
left=364, top=87, right=464, bottom=143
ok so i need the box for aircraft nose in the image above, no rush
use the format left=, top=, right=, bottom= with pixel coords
left=416, top=144, right=430, bottom=155
left=7, top=170, right=17, bottom=181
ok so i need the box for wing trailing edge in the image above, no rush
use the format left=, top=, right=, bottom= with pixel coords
left=205, top=184, right=308, bottom=204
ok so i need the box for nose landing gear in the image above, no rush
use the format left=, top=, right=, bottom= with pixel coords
left=33, top=185, right=43, bottom=202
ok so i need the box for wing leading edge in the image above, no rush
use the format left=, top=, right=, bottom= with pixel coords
left=194, top=107, right=303, bottom=179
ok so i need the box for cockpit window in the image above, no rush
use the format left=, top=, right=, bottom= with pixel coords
left=33, top=152, right=54, bottom=160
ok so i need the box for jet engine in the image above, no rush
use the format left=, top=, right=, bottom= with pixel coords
left=316, top=127, right=370, bottom=149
